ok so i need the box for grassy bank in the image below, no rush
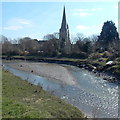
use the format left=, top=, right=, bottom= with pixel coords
left=2, top=70, right=84, bottom=118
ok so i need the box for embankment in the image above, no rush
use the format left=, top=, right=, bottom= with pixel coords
left=2, top=69, right=84, bottom=118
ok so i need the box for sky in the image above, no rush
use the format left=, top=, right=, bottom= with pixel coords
left=2, top=1, right=119, bottom=41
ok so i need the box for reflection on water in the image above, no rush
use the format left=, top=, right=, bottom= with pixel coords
left=3, top=63, right=118, bottom=118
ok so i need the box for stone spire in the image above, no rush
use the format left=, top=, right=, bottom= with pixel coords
left=59, top=6, right=71, bottom=54
left=61, top=6, right=67, bottom=30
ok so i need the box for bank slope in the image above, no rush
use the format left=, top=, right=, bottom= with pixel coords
left=2, top=70, right=84, bottom=118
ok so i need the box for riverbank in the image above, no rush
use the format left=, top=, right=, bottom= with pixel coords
left=2, top=69, right=84, bottom=118
left=6, top=61, right=77, bottom=86
left=2, top=61, right=118, bottom=118
left=2, top=56, right=120, bottom=84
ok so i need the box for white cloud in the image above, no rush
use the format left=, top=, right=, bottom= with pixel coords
left=76, top=25, right=90, bottom=30
left=74, top=8, right=89, bottom=12
left=4, top=26, right=24, bottom=30
left=73, top=12, right=92, bottom=17
left=91, top=8, right=96, bottom=11
left=97, top=8, right=103, bottom=11
left=115, top=20, right=118, bottom=28
left=72, top=7, right=103, bottom=17
left=10, top=18, right=32, bottom=26
left=113, top=5, right=118, bottom=9
left=3, top=18, right=32, bottom=31
left=73, top=8, right=102, bottom=12
left=76, top=22, right=119, bottom=36
left=16, top=19, right=31, bottom=25
left=80, top=12, right=92, bottom=17
left=76, top=24, right=103, bottom=36
left=91, top=8, right=103, bottom=11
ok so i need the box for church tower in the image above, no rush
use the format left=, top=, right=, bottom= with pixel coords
left=59, top=6, right=71, bottom=54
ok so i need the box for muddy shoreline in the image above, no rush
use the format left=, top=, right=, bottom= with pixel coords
left=2, top=57, right=120, bottom=84
left=6, top=61, right=77, bottom=86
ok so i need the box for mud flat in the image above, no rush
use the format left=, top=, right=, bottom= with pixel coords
left=8, top=62, right=76, bottom=86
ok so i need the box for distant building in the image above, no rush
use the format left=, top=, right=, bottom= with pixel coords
left=59, top=6, right=71, bottom=54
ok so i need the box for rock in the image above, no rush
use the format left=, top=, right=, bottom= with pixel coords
left=34, top=89, right=41, bottom=93
left=103, top=77, right=107, bottom=80
left=86, top=64, right=96, bottom=71
left=106, top=61, right=113, bottom=65
left=34, top=90, right=38, bottom=93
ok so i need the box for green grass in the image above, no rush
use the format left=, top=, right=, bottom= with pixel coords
left=2, top=70, right=84, bottom=118
left=0, top=67, right=2, bottom=120
left=107, top=64, right=120, bottom=75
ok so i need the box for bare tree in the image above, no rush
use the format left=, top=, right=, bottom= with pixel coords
left=89, top=34, right=98, bottom=43
left=1, top=36, right=13, bottom=55
left=43, top=33, right=59, bottom=41
left=73, top=33, right=85, bottom=44
left=18, top=37, right=39, bottom=55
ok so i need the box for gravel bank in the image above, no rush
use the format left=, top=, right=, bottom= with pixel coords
left=8, top=62, right=77, bottom=86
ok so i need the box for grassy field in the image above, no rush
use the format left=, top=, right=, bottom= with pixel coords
left=0, top=66, right=2, bottom=120
left=2, top=69, right=84, bottom=118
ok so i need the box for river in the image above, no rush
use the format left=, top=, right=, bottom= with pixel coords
left=3, top=62, right=118, bottom=118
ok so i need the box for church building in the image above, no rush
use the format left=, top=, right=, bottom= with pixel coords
left=59, top=6, right=71, bottom=54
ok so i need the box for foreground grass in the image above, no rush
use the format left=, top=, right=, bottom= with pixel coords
left=0, top=66, right=2, bottom=119
left=2, top=70, right=84, bottom=118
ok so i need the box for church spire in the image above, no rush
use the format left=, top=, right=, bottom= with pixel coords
left=59, top=6, right=71, bottom=54
left=61, top=6, right=67, bottom=29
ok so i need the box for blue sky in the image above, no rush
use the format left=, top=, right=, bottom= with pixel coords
left=2, top=2, right=118, bottom=41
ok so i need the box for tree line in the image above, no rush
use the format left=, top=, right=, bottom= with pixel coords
left=1, top=21, right=120, bottom=59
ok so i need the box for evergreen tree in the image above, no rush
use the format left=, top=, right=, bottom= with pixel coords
left=98, top=21, right=119, bottom=50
